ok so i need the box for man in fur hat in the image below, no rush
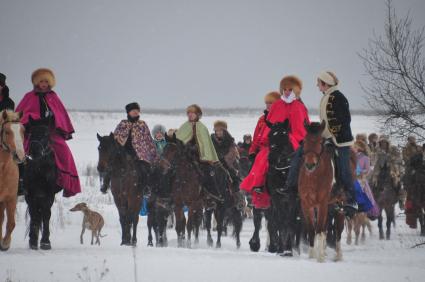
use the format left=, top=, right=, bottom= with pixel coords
left=0, top=73, right=15, bottom=111
left=152, top=124, right=167, bottom=155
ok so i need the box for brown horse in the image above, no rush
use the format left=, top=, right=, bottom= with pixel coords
left=97, top=133, right=144, bottom=246
left=298, top=122, right=352, bottom=262
left=160, top=135, right=204, bottom=248
left=0, top=110, right=25, bottom=251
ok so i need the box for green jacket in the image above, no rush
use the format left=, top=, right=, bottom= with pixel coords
left=176, top=121, right=219, bottom=162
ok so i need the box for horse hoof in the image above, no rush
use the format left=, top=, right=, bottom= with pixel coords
left=280, top=250, right=293, bottom=257
left=216, top=242, right=221, bottom=248
left=308, top=247, right=316, bottom=259
left=147, top=241, right=153, bottom=247
left=236, top=241, right=241, bottom=249
left=40, top=242, right=51, bottom=250
left=249, top=238, right=260, bottom=252
left=0, top=243, right=10, bottom=252
left=207, top=238, right=213, bottom=247
left=29, top=242, right=38, bottom=250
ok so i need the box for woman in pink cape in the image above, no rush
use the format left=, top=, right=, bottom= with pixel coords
left=16, top=68, right=81, bottom=197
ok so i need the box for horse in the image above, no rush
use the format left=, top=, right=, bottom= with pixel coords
left=406, top=152, right=425, bottom=236
left=0, top=110, right=25, bottom=251
left=266, top=119, right=302, bottom=256
left=372, top=151, right=399, bottom=240
left=298, top=122, right=349, bottom=262
left=160, top=134, right=204, bottom=248
left=96, top=133, right=145, bottom=246
left=25, top=117, right=62, bottom=250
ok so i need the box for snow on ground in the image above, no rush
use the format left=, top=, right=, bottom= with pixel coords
left=1, top=112, right=424, bottom=282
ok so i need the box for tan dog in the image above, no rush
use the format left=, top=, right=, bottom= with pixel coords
left=346, top=212, right=372, bottom=245
left=70, top=203, right=105, bottom=245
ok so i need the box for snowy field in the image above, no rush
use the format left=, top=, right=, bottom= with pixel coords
left=1, top=111, right=425, bottom=282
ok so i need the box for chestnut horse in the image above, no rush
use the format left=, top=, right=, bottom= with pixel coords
left=298, top=122, right=353, bottom=262
left=97, top=133, right=145, bottom=246
left=0, top=110, right=25, bottom=251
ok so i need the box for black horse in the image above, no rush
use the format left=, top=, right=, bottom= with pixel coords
left=25, top=117, right=61, bottom=250
left=97, top=133, right=147, bottom=246
left=407, top=153, right=425, bottom=236
left=266, top=119, right=302, bottom=256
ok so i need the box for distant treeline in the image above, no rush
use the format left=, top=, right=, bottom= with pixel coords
left=68, top=108, right=378, bottom=116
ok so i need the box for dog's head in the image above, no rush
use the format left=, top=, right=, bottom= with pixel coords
left=70, top=202, right=89, bottom=212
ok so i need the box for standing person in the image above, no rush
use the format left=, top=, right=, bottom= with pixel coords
left=0, top=73, right=15, bottom=111
left=16, top=68, right=81, bottom=197
left=354, top=140, right=379, bottom=218
left=100, top=102, right=158, bottom=194
left=152, top=124, right=167, bottom=155
left=368, top=133, right=379, bottom=169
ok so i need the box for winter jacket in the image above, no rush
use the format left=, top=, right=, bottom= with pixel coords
left=211, top=130, right=240, bottom=172
left=320, top=86, right=354, bottom=147
left=154, top=138, right=167, bottom=156
left=0, top=86, right=15, bottom=111
left=249, top=113, right=268, bottom=155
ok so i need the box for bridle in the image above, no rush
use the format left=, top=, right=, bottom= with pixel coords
left=302, top=138, right=325, bottom=172
left=28, top=139, right=52, bottom=161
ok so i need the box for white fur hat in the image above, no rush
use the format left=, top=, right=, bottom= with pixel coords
left=317, top=71, right=338, bottom=86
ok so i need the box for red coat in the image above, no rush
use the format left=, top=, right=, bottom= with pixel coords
left=240, top=98, right=309, bottom=209
left=266, top=99, right=309, bottom=151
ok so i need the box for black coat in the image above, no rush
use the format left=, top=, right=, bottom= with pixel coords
left=326, top=90, right=353, bottom=144
left=0, top=86, right=15, bottom=111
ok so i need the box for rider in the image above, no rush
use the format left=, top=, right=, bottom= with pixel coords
left=16, top=68, right=81, bottom=197
left=237, top=134, right=252, bottom=160
left=175, top=104, right=223, bottom=199
left=0, top=73, right=15, bottom=111
left=240, top=91, right=280, bottom=210
left=211, top=120, right=241, bottom=192
left=100, top=102, right=158, bottom=194
left=152, top=124, right=167, bottom=155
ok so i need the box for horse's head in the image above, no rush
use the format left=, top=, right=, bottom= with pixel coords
left=268, top=119, right=291, bottom=150
left=26, top=116, right=52, bottom=161
left=302, top=121, right=326, bottom=172
left=96, top=132, right=115, bottom=173
left=160, top=133, right=186, bottom=172
left=0, top=110, right=25, bottom=164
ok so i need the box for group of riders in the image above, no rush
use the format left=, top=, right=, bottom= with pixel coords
left=1, top=68, right=424, bottom=250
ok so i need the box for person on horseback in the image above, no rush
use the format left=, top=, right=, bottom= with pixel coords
left=175, top=104, right=223, bottom=199
left=368, top=133, right=379, bottom=169
left=240, top=91, right=281, bottom=210
left=0, top=73, right=15, bottom=111
left=211, top=120, right=241, bottom=193
left=237, top=134, right=252, bottom=159
left=152, top=124, right=167, bottom=155
left=100, top=102, right=158, bottom=194
left=284, top=71, right=357, bottom=215
left=16, top=68, right=81, bottom=197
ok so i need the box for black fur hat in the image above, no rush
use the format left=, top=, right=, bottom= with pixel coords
left=0, top=73, right=6, bottom=87
left=125, top=102, right=140, bottom=113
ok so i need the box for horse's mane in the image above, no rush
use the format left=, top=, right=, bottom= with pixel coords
left=306, top=122, right=323, bottom=136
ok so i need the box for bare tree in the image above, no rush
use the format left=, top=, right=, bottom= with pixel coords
left=360, top=0, right=425, bottom=143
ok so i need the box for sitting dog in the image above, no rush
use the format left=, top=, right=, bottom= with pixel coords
left=70, top=203, right=105, bottom=245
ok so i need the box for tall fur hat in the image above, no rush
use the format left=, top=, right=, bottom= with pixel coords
left=280, top=75, right=303, bottom=97
left=186, top=104, right=203, bottom=117
left=31, top=68, right=56, bottom=88
left=125, top=102, right=140, bottom=113
left=213, top=120, right=228, bottom=131
left=368, top=133, right=378, bottom=142
left=264, top=91, right=281, bottom=104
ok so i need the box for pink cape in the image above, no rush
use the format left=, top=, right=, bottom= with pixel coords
left=16, top=91, right=81, bottom=197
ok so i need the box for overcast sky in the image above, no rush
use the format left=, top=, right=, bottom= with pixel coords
left=1, top=0, right=424, bottom=111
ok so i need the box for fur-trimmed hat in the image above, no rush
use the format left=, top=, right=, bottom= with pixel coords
left=264, top=91, right=281, bottom=104
left=280, top=75, right=303, bottom=97
left=356, top=133, right=368, bottom=144
left=186, top=104, right=203, bottom=117
left=31, top=68, right=56, bottom=88
left=317, top=71, right=339, bottom=86
left=243, top=134, right=252, bottom=141
left=368, top=133, right=378, bottom=142
left=152, top=124, right=166, bottom=138
left=354, top=140, right=370, bottom=156
left=125, top=102, right=140, bottom=113
left=213, top=120, right=228, bottom=131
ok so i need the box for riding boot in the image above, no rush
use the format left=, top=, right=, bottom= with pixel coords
left=137, top=160, right=152, bottom=197
left=17, top=163, right=25, bottom=196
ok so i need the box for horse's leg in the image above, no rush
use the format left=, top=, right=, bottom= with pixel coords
left=119, top=210, right=130, bottom=245
left=0, top=203, right=5, bottom=249
left=40, top=195, right=54, bottom=250
left=378, top=209, right=384, bottom=240
left=232, top=207, right=243, bottom=249
left=302, top=206, right=316, bottom=259
left=131, top=212, right=139, bottom=246
left=147, top=202, right=154, bottom=247
left=205, top=209, right=214, bottom=247
left=334, top=212, right=345, bottom=262
left=346, top=218, right=353, bottom=245
left=174, top=206, right=185, bottom=247
left=316, top=203, right=329, bottom=263
left=249, top=207, right=262, bottom=252
left=193, top=204, right=202, bottom=245
left=420, top=208, right=425, bottom=237
left=26, top=197, right=41, bottom=250
left=386, top=206, right=394, bottom=240
left=354, top=215, right=361, bottom=245
left=0, top=199, right=16, bottom=251
left=186, top=208, right=193, bottom=249
left=215, top=205, right=225, bottom=248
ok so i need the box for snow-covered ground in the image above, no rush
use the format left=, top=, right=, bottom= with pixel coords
left=1, top=112, right=424, bottom=282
